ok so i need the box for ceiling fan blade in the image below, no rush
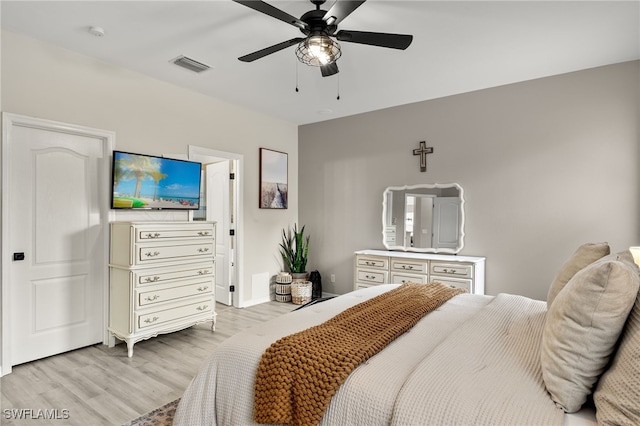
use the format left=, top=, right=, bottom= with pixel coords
left=323, top=1, right=366, bottom=26
left=238, top=38, right=305, bottom=62
left=320, top=62, right=339, bottom=77
left=232, top=0, right=308, bottom=30
left=336, top=30, right=413, bottom=50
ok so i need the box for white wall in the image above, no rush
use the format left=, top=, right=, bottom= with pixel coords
left=1, top=30, right=299, bottom=306
left=299, top=61, right=640, bottom=301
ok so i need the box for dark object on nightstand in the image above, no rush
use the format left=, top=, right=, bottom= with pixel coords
left=309, top=270, right=322, bottom=299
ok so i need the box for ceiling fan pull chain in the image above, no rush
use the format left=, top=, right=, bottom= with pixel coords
left=336, top=73, right=340, bottom=100
left=295, top=59, right=300, bottom=93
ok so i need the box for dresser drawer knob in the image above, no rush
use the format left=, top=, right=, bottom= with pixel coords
left=365, top=275, right=376, bottom=280
left=144, top=316, right=159, bottom=324
left=196, top=305, right=209, bottom=311
left=144, top=295, right=160, bottom=302
left=197, top=231, right=210, bottom=236
left=197, top=270, right=210, bottom=275
left=402, top=265, right=414, bottom=270
left=144, top=233, right=161, bottom=239
left=197, top=286, right=209, bottom=292
left=144, top=276, right=160, bottom=283
left=145, top=251, right=160, bottom=258
left=198, top=247, right=210, bottom=253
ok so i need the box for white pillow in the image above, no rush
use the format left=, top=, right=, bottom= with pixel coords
left=547, top=242, right=610, bottom=308
left=541, top=252, right=640, bottom=412
left=594, top=251, right=640, bottom=425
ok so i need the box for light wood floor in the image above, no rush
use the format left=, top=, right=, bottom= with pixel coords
left=0, top=301, right=295, bottom=426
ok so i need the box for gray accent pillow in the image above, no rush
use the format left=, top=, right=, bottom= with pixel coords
left=594, top=251, right=640, bottom=425
left=541, top=251, right=640, bottom=413
left=547, top=242, right=610, bottom=308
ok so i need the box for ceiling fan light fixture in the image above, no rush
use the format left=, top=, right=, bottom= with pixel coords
left=296, top=35, right=341, bottom=66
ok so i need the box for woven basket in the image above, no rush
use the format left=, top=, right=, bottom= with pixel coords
left=274, top=273, right=292, bottom=303
left=275, top=284, right=291, bottom=302
left=275, top=272, right=292, bottom=284
left=275, top=283, right=291, bottom=295
left=275, top=293, right=292, bottom=303
left=291, top=281, right=312, bottom=305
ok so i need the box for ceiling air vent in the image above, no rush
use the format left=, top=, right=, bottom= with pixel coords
left=171, top=55, right=211, bottom=73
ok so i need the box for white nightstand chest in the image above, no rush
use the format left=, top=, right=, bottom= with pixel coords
left=108, top=221, right=216, bottom=357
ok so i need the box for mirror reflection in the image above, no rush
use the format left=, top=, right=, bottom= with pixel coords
left=382, top=183, right=464, bottom=253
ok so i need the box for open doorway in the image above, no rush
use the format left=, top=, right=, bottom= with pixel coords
left=188, top=146, right=243, bottom=307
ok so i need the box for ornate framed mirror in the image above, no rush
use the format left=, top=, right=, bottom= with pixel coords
left=382, top=183, right=464, bottom=254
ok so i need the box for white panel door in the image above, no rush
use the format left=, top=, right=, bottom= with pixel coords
left=5, top=116, right=108, bottom=367
left=433, top=197, right=461, bottom=250
left=206, top=161, right=233, bottom=305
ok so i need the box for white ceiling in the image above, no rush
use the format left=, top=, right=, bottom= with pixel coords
left=2, top=1, right=639, bottom=125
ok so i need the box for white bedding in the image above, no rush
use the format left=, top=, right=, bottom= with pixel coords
left=174, top=284, right=596, bottom=425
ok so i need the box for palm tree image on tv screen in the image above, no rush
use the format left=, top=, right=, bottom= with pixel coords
left=112, top=151, right=202, bottom=210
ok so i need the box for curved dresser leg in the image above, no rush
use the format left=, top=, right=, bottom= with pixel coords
left=211, top=313, right=217, bottom=332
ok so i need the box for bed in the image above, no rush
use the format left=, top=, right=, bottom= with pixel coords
left=174, top=243, right=640, bottom=426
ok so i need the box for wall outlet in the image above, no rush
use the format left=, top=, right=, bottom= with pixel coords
left=330, top=274, right=336, bottom=283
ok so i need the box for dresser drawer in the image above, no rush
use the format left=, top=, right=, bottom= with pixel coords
left=431, top=277, right=472, bottom=292
left=136, top=241, right=213, bottom=265
left=137, top=280, right=213, bottom=307
left=391, top=258, right=428, bottom=274
left=137, top=297, right=213, bottom=330
left=356, top=255, right=389, bottom=270
left=135, top=263, right=214, bottom=286
left=430, top=262, right=473, bottom=279
left=390, top=272, right=429, bottom=285
left=356, top=269, right=388, bottom=285
left=135, top=224, right=215, bottom=242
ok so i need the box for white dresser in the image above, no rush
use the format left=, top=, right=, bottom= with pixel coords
left=109, top=221, right=216, bottom=357
left=354, top=249, right=485, bottom=294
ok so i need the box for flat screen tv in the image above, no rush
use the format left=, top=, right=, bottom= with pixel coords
left=111, top=150, right=202, bottom=210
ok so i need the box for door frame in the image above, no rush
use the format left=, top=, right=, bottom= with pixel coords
left=1, top=113, right=114, bottom=376
left=188, top=145, right=243, bottom=308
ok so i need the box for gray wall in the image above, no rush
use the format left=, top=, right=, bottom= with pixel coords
left=299, top=61, right=640, bottom=301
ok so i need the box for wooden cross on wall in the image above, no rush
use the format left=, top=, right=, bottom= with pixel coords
left=413, top=141, right=433, bottom=172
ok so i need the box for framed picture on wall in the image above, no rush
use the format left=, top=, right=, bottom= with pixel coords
left=259, top=148, right=288, bottom=209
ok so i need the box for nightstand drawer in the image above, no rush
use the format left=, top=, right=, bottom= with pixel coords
left=137, top=297, right=213, bottom=330
left=137, top=280, right=213, bottom=307
left=356, top=256, right=389, bottom=270
left=431, top=263, right=472, bottom=278
left=391, top=258, right=428, bottom=274
left=357, top=269, right=388, bottom=284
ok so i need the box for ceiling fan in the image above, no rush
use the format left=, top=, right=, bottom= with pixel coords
left=232, top=0, right=413, bottom=77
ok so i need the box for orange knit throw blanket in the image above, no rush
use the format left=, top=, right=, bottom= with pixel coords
left=253, top=282, right=466, bottom=426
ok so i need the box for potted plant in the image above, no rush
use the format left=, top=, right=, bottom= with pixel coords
left=279, top=223, right=310, bottom=281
